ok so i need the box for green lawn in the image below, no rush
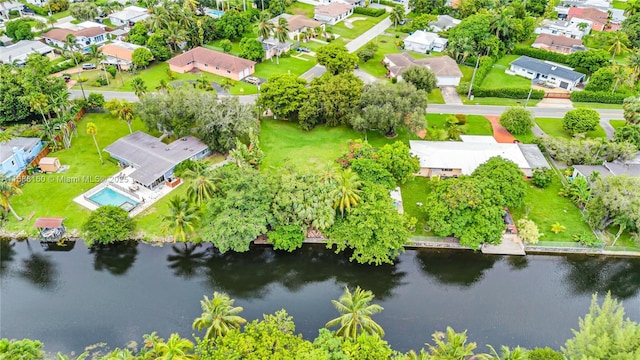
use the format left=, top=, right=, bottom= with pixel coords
left=481, top=67, right=532, bottom=89
left=462, top=97, right=541, bottom=106
left=359, top=35, right=403, bottom=77
left=428, top=88, right=445, bottom=104
left=327, top=15, right=387, bottom=42
left=512, top=129, right=538, bottom=144
left=572, top=102, right=624, bottom=110
left=536, top=118, right=606, bottom=139
left=460, top=65, right=474, bottom=82
left=51, top=10, right=70, bottom=20
left=494, top=55, right=520, bottom=68
left=426, top=114, right=493, bottom=136
left=512, top=177, right=597, bottom=243
left=613, top=0, right=627, bottom=9
left=253, top=55, right=317, bottom=78
left=399, top=176, right=432, bottom=236
left=5, top=113, right=147, bottom=235
left=286, top=2, right=315, bottom=17
left=610, top=120, right=627, bottom=129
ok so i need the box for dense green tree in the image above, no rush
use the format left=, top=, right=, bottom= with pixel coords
left=586, top=176, right=640, bottom=239
left=409, top=0, right=445, bottom=14
left=377, top=141, right=420, bottom=184
left=401, top=66, right=437, bottom=93
left=0, top=175, right=22, bottom=222
left=563, top=108, right=600, bottom=136
left=471, top=156, right=526, bottom=208
left=447, top=12, right=502, bottom=59
left=623, top=96, right=640, bottom=125
left=585, top=67, right=615, bottom=92
left=257, top=74, right=308, bottom=120
left=82, top=206, right=136, bottom=246
left=350, top=158, right=397, bottom=190
left=0, top=66, right=30, bottom=125
left=614, top=124, right=640, bottom=148
left=131, top=48, right=154, bottom=68
left=326, top=286, right=385, bottom=339
left=499, top=107, right=534, bottom=135
left=127, top=22, right=150, bottom=45
left=238, top=38, right=265, bottom=61
left=524, top=0, right=547, bottom=16
left=356, top=42, right=378, bottom=63
left=268, top=225, right=306, bottom=252
left=69, top=2, right=99, bottom=21
left=146, top=33, right=172, bottom=61
left=563, top=292, right=640, bottom=359
left=192, top=292, right=247, bottom=340
left=217, top=10, right=251, bottom=40
left=299, top=72, right=363, bottom=129
left=5, top=19, right=34, bottom=41
left=532, top=168, right=553, bottom=188
left=105, top=98, right=135, bottom=133
left=424, top=327, right=477, bottom=359
left=316, top=43, right=358, bottom=75
left=541, top=137, right=637, bottom=165
left=567, top=49, right=611, bottom=75
left=622, top=13, right=640, bottom=48
left=45, top=0, right=68, bottom=12
left=0, top=338, right=44, bottom=359
left=195, top=96, right=257, bottom=153
left=528, top=347, right=565, bottom=360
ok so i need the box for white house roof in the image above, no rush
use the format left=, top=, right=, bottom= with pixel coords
left=110, top=6, right=149, bottom=22
left=409, top=139, right=543, bottom=174
left=405, top=30, right=441, bottom=45
left=0, top=40, right=54, bottom=64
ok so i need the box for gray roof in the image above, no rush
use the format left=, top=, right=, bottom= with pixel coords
left=510, top=56, right=584, bottom=82
left=518, top=144, right=550, bottom=169
left=0, top=137, right=40, bottom=163
left=0, top=40, right=54, bottom=65
left=573, top=165, right=613, bottom=178
left=605, top=162, right=640, bottom=176
left=429, top=15, right=460, bottom=32
left=104, top=131, right=208, bottom=185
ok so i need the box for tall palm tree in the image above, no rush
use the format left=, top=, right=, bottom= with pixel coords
left=161, top=196, right=200, bottom=242
left=607, top=32, right=630, bottom=61
left=491, top=8, right=512, bottom=40
left=86, top=122, right=104, bottom=165
left=182, top=162, right=218, bottom=206
left=0, top=130, right=12, bottom=143
left=64, top=34, right=87, bottom=100
left=165, top=21, right=188, bottom=52
left=156, top=79, right=170, bottom=93
left=612, top=63, right=633, bottom=93
left=105, top=99, right=134, bottom=133
left=273, top=17, right=289, bottom=65
left=155, top=333, right=195, bottom=360
left=331, top=168, right=362, bottom=217
left=628, top=50, right=640, bottom=82
left=28, top=93, right=57, bottom=148
left=257, top=11, right=274, bottom=40
left=325, top=286, right=385, bottom=340
left=626, top=0, right=640, bottom=16
left=131, top=77, right=148, bottom=98
left=192, top=292, right=247, bottom=340
left=34, top=20, right=47, bottom=32
left=0, top=175, right=23, bottom=221
left=391, top=5, right=404, bottom=28
left=426, top=327, right=477, bottom=360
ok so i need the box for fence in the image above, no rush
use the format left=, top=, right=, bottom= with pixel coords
left=543, top=92, right=571, bottom=99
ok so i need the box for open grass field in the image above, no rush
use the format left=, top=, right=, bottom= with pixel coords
left=511, top=177, right=597, bottom=243
left=481, top=68, right=532, bottom=89
left=536, top=118, right=606, bottom=139
left=426, top=114, right=493, bottom=136
left=286, top=2, right=315, bottom=17
left=512, top=129, right=538, bottom=144
left=399, top=176, right=432, bottom=236
left=610, top=120, right=627, bottom=129
left=328, top=15, right=387, bottom=42
left=253, top=54, right=317, bottom=78
left=572, top=102, right=624, bottom=110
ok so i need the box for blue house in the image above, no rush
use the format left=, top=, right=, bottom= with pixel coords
left=1, top=137, right=43, bottom=177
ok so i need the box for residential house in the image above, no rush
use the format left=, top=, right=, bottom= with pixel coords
left=270, top=14, right=324, bottom=41
left=167, top=47, right=256, bottom=80
left=0, top=40, right=55, bottom=65
left=317, top=0, right=364, bottom=5
left=25, top=0, right=47, bottom=6
left=43, top=27, right=109, bottom=51
left=108, top=6, right=149, bottom=27
left=573, top=161, right=640, bottom=180
left=409, top=136, right=549, bottom=178
left=260, top=37, right=292, bottom=60
left=100, top=41, right=149, bottom=70
left=383, top=53, right=463, bottom=86
left=314, top=3, right=353, bottom=25
left=55, top=20, right=107, bottom=31
left=104, top=131, right=210, bottom=189
left=567, top=7, right=608, bottom=31
left=0, top=2, right=23, bottom=20
left=509, top=56, right=585, bottom=90
left=563, top=0, right=611, bottom=11
left=109, top=28, right=129, bottom=41
left=429, top=15, right=461, bottom=33
left=0, top=137, right=43, bottom=177
left=610, top=9, right=626, bottom=24
left=534, top=18, right=592, bottom=39
left=403, top=30, right=448, bottom=53
left=532, top=34, right=586, bottom=54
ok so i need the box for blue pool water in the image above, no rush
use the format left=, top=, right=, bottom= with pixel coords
left=206, top=9, right=224, bottom=17
left=88, top=187, right=138, bottom=210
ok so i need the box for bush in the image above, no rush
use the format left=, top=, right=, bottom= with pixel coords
left=499, top=107, right=534, bottom=135
left=563, top=108, right=600, bottom=136
left=570, top=91, right=628, bottom=104
left=353, top=6, right=386, bottom=16
left=517, top=218, right=542, bottom=244
left=532, top=168, right=553, bottom=188
left=82, top=205, right=136, bottom=246
left=454, top=114, right=467, bottom=125
left=584, top=68, right=614, bottom=92
left=473, top=87, right=544, bottom=99
left=513, top=45, right=570, bottom=65
left=527, top=347, right=565, bottom=360
left=23, top=3, right=49, bottom=16
left=473, top=56, right=494, bottom=87
left=50, top=60, right=76, bottom=74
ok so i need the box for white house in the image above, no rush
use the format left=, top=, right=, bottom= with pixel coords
left=43, top=27, right=108, bottom=51
left=0, top=40, right=55, bottom=65
left=429, top=15, right=461, bottom=33
left=403, top=30, right=448, bottom=53
left=25, top=0, right=47, bottom=6
left=534, top=18, right=592, bottom=39
left=562, top=0, right=612, bottom=11
left=260, top=37, right=293, bottom=60
left=314, top=3, right=353, bottom=25
left=509, top=56, right=585, bottom=90
left=410, top=136, right=549, bottom=178
left=0, top=2, right=24, bottom=19
left=108, top=6, right=149, bottom=27
left=383, top=53, right=462, bottom=86
left=317, top=0, right=364, bottom=6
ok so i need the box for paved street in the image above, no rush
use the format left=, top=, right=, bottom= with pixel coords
left=69, top=89, right=139, bottom=102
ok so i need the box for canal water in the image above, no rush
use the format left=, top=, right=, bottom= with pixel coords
left=1, top=240, right=639, bottom=355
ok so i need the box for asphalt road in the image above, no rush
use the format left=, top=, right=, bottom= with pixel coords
left=69, top=89, right=139, bottom=102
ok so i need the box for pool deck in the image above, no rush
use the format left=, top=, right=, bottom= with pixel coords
left=73, top=167, right=181, bottom=217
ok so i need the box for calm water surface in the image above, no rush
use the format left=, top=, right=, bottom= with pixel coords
left=1, top=240, right=640, bottom=355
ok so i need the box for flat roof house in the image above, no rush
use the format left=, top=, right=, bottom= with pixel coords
left=109, top=6, right=149, bottom=27
left=270, top=14, right=324, bottom=41
left=409, top=136, right=549, bottom=178
left=314, top=3, right=353, bottom=25
left=0, top=40, right=55, bottom=65
left=509, top=56, right=585, bottom=90
left=104, top=131, right=210, bottom=189
left=167, top=47, right=256, bottom=81
left=1, top=137, right=43, bottom=177
left=532, top=34, right=585, bottom=54
left=100, top=41, right=149, bottom=70
left=403, top=30, right=448, bottom=53
left=383, top=53, right=463, bottom=86
left=573, top=161, right=640, bottom=180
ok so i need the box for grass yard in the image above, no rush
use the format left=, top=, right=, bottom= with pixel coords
left=286, top=2, right=315, bottom=17
left=536, top=118, right=606, bottom=139
left=51, top=10, right=70, bottom=19
left=481, top=67, right=532, bottom=89
left=612, top=0, right=627, bottom=9
left=4, top=113, right=147, bottom=235
left=572, top=102, right=624, bottom=110
left=327, top=15, right=387, bottom=42
left=512, top=130, right=538, bottom=144
left=428, top=88, right=445, bottom=104
left=512, top=177, right=597, bottom=243
left=253, top=55, right=317, bottom=78
left=426, top=114, right=493, bottom=136
left=358, top=35, right=429, bottom=78
left=610, top=120, right=627, bottom=129
left=494, top=55, right=520, bottom=68
left=400, top=176, right=433, bottom=236
left=463, top=97, right=541, bottom=106
left=460, top=65, right=474, bottom=82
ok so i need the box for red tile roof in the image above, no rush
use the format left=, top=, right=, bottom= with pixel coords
left=34, top=217, right=65, bottom=228
left=568, top=7, right=608, bottom=31
left=314, top=3, right=353, bottom=18
left=533, top=33, right=583, bottom=47
left=167, top=47, right=256, bottom=73
left=44, top=27, right=107, bottom=42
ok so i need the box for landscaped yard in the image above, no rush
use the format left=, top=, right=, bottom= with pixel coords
left=512, top=129, right=538, bottom=144
left=481, top=67, right=532, bottom=89
left=327, top=14, right=387, bottom=42
left=460, top=65, right=474, bottom=82
left=426, top=114, right=493, bottom=136
left=399, top=176, right=432, bottom=236
left=253, top=54, right=317, bottom=78
left=286, top=2, right=315, bottom=17
left=536, top=118, right=606, bottom=139
left=357, top=35, right=430, bottom=78
left=428, top=88, right=445, bottom=104
left=572, top=102, right=624, bottom=110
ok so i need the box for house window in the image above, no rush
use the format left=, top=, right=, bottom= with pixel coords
left=204, top=63, right=208, bottom=67
left=442, top=168, right=453, bottom=172
left=216, top=66, right=219, bottom=70
left=227, top=70, right=231, bottom=74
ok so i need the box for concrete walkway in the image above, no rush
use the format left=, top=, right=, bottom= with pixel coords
left=440, top=86, right=462, bottom=105
left=481, top=234, right=526, bottom=255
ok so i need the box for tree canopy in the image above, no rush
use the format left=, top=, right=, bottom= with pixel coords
left=499, top=107, right=534, bottom=135
left=82, top=206, right=136, bottom=246
left=316, top=44, right=358, bottom=75
left=401, top=66, right=437, bottom=93
left=563, top=108, right=600, bottom=136
left=257, top=74, right=308, bottom=121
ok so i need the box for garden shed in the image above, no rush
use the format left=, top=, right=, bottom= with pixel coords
left=39, top=157, right=61, bottom=173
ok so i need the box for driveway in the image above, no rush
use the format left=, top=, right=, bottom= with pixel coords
left=440, top=86, right=462, bottom=105
left=345, top=18, right=392, bottom=53
left=354, top=69, right=378, bottom=84
left=300, top=64, right=327, bottom=82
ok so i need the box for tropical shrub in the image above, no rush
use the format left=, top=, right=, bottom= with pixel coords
left=531, top=168, right=553, bottom=188
left=82, top=205, right=136, bottom=246
left=499, top=107, right=534, bottom=135
left=517, top=218, right=542, bottom=244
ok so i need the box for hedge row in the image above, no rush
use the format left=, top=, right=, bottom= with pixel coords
left=569, top=91, right=628, bottom=104
left=378, top=0, right=400, bottom=6
left=23, top=3, right=49, bottom=16
left=473, top=56, right=494, bottom=87
left=473, top=87, right=545, bottom=99
left=513, top=45, right=570, bottom=65
left=354, top=7, right=386, bottom=17
left=50, top=60, right=76, bottom=74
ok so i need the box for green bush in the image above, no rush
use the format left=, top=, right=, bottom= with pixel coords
left=473, top=87, right=545, bottom=99
left=513, top=45, right=570, bottom=65
left=473, top=56, right=494, bottom=87
left=50, top=60, right=76, bottom=74
left=24, top=3, right=50, bottom=16
left=532, top=168, right=553, bottom=188
left=570, top=91, right=628, bottom=104
left=563, top=108, right=600, bottom=136
left=353, top=7, right=386, bottom=17
left=82, top=205, right=136, bottom=246
left=499, top=106, right=534, bottom=135
left=455, top=114, right=467, bottom=125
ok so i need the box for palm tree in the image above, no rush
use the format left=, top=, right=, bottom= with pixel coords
left=165, top=21, right=188, bottom=52
left=86, top=122, right=104, bottom=165
left=626, top=0, right=640, bottom=16
left=34, top=20, right=47, bottom=32
left=161, top=196, right=200, bottom=242
left=325, top=286, right=385, bottom=340
left=257, top=11, right=274, bottom=40
left=192, top=292, right=247, bottom=340
left=183, top=0, right=199, bottom=12
left=28, top=93, right=57, bottom=148
left=391, top=5, right=404, bottom=28
left=426, top=327, right=477, bottom=360
left=182, top=162, right=218, bottom=206
left=221, top=77, right=235, bottom=92
left=491, top=8, right=512, bottom=40
left=612, top=63, right=633, bottom=93
left=482, top=345, right=527, bottom=360
left=64, top=34, right=86, bottom=101
left=105, top=99, right=135, bottom=133
left=155, top=333, right=195, bottom=360
left=0, top=175, right=23, bottom=221
left=156, top=79, right=170, bottom=93
left=331, top=168, right=362, bottom=217
left=131, top=77, right=148, bottom=98
left=628, top=50, right=640, bottom=81
left=0, top=130, right=12, bottom=143
left=607, top=32, right=630, bottom=61
left=46, top=16, right=56, bottom=28
left=273, top=18, right=289, bottom=65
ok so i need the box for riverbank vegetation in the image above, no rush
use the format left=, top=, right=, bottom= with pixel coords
left=2, top=289, right=637, bottom=359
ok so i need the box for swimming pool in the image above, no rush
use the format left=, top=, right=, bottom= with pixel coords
left=88, top=187, right=139, bottom=211
left=205, top=9, right=224, bottom=18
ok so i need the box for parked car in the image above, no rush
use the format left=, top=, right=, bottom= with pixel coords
left=22, top=8, right=35, bottom=14
left=296, top=47, right=311, bottom=53
left=62, top=75, right=71, bottom=82
left=244, top=76, right=261, bottom=85
left=82, top=63, right=97, bottom=70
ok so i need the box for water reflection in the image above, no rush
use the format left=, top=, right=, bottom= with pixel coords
left=416, top=249, right=499, bottom=287
left=18, top=252, right=58, bottom=290
left=167, top=243, right=207, bottom=279
left=563, top=256, right=640, bottom=299
left=90, top=241, right=138, bottom=276
left=0, top=240, right=16, bottom=277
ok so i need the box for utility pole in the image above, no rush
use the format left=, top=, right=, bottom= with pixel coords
left=524, top=80, right=533, bottom=108
left=467, top=55, right=480, bottom=99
